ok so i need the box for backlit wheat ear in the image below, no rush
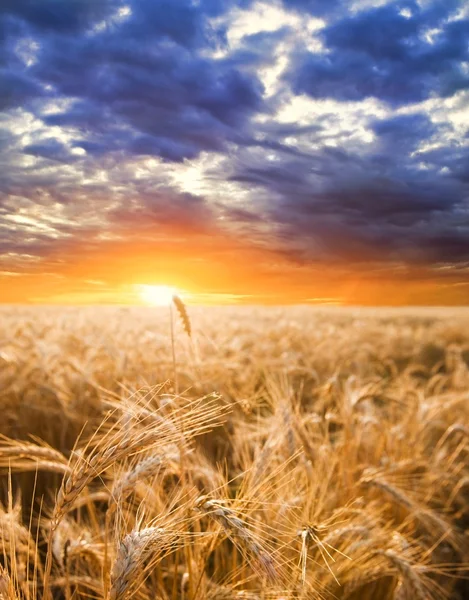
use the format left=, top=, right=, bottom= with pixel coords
left=109, top=449, right=179, bottom=514
left=109, top=526, right=181, bottom=600
left=378, top=551, right=427, bottom=600
left=172, top=295, right=191, bottom=338
left=0, top=437, right=71, bottom=475
left=194, top=496, right=277, bottom=581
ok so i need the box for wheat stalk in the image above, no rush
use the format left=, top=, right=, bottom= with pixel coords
left=168, top=294, right=192, bottom=395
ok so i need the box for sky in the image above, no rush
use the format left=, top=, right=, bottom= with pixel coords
left=1, top=0, right=469, bottom=305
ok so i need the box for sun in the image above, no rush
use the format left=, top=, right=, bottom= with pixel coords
left=138, top=285, right=177, bottom=306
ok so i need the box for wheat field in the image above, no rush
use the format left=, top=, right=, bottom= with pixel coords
left=0, top=305, right=468, bottom=600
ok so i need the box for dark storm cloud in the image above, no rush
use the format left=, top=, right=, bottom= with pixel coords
left=126, top=135, right=200, bottom=163
left=1, top=0, right=118, bottom=33
left=371, top=113, right=439, bottom=150
left=418, top=144, right=469, bottom=185
left=289, top=1, right=469, bottom=105
left=23, top=138, right=76, bottom=162
left=268, top=183, right=469, bottom=266
left=42, top=101, right=114, bottom=131
left=28, top=25, right=263, bottom=160
left=0, top=0, right=468, bottom=280
left=0, top=69, right=44, bottom=110
left=1, top=0, right=264, bottom=161
left=225, top=101, right=469, bottom=265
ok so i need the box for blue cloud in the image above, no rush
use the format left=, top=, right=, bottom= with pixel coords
left=1, top=0, right=118, bottom=33
left=128, top=134, right=201, bottom=162
left=371, top=113, right=442, bottom=153
left=289, top=1, right=469, bottom=105
left=224, top=97, right=468, bottom=265
left=0, top=69, right=44, bottom=109
left=118, top=0, right=218, bottom=49
left=23, top=138, right=74, bottom=162
left=18, top=5, right=265, bottom=161
left=281, top=0, right=343, bottom=17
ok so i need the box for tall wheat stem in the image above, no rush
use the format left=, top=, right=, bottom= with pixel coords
left=170, top=301, right=178, bottom=394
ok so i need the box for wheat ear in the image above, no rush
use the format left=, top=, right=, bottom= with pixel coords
left=109, top=526, right=180, bottom=600
left=379, top=551, right=427, bottom=600
left=172, top=295, right=191, bottom=338
left=194, top=496, right=277, bottom=581
left=108, top=451, right=178, bottom=514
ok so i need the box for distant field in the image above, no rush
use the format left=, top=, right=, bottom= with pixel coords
left=0, top=306, right=469, bottom=599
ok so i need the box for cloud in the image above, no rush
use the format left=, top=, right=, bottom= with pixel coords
left=221, top=98, right=468, bottom=266
left=0, top=0, right=266, bottom=164
left=371, top=113, right=439, bottom=151
left=281, top=0, right=343, bottom=17
left=23, top=137, right=75, bottom=162
left=1, top=0, right=118, bottom=33
left=25, top=19, right=264, bottom=161
left=288, top=1, right=469, bottom=105
left=0, top=69, right=44, bottom=110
